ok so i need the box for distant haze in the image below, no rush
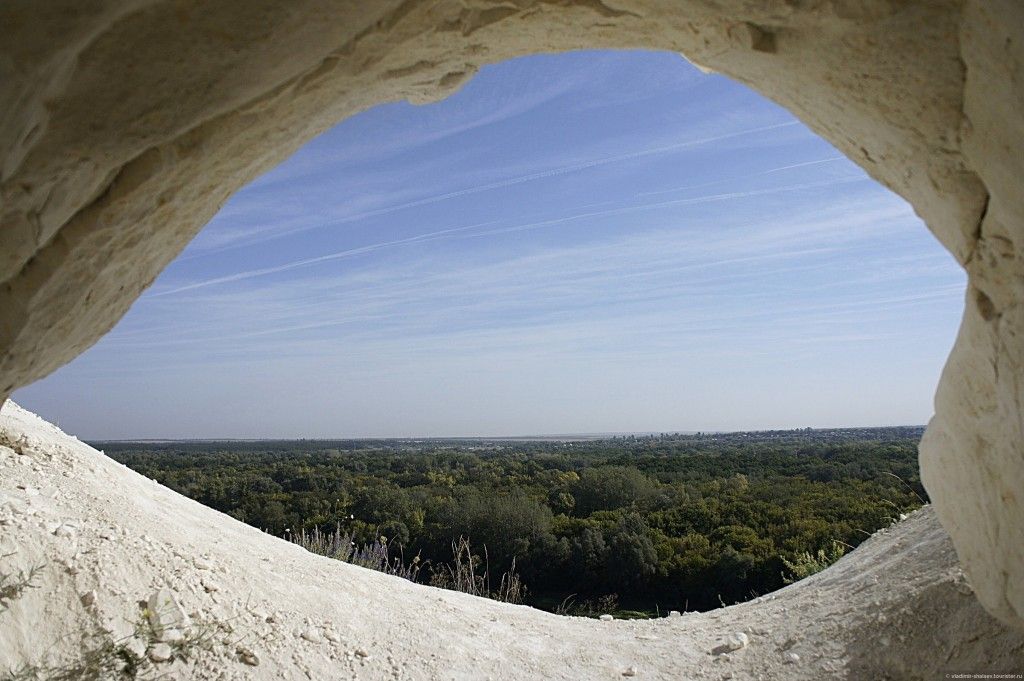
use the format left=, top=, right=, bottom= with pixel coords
left=14, top=50, right=965, bottom=439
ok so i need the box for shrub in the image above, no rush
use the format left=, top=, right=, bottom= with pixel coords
left=291, top=525, right=423, bottom=582
left=428, top=537, right=526, bottom=605
left=781, top=541, right=846, bottom=584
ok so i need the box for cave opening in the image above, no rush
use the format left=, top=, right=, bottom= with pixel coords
left=12, top=49, right=964, bottom=616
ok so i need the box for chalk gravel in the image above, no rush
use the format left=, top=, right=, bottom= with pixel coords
left=1, top=401, right=1021, bottom=679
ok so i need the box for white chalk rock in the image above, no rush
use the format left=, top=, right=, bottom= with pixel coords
left=149, top=642, right=173, bottom=662
left=712, top=632, right=749, bottom=655
left=147, top=588, right=191, bottom=637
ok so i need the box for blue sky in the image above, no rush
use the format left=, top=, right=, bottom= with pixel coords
left=14, top=50, right=966, bottom=438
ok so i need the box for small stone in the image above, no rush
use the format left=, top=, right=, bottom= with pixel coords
left=325, top=630, right=341, bottom=643
left=194, top=557, right=214, bottom=570
left=355, top=648, right=370, bottom=659
left=149, top=643, right=173, bottom=662
left=160, top=628, right=185, bottom=644
left=147, top=589, right=191, bottom=636
left=953, top=574, right=974, bottom=595
left=237, top=646, right=259, bottom=666
left=301, top=628, right=322, bottom=643
left=201, top=579, right=220, bottom=593
left=80, top=590, right=97, bottom=607
left=54, top=523, right=76, bottom=538
left=784, top=652, right=800, bottom=664
left=728, top=632, right=749, bottom=650
left=668, top=610, right=682, bottom=618
left=599, top=614, right=614, bottom=621
left=123, top=637, right=147, bottom=660
left=4, top=500, right=24, bottom=516
left=712, top=632, right=749, bottom=655
left=107, top=618, right=135, bottom=641
left=622, top=666, right=637, bottom=677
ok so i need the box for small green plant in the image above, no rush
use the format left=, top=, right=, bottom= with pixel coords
left=554, top=593, right=647, bottom=618
left=559, top=593, right=619, bottom=617
left=3, top=601, right=217, bottom=680
left=5, top=632, right=139, bottom=681
left=0, top=555, right=45, bottom=615
left=781, top=540, right=846, bottom=584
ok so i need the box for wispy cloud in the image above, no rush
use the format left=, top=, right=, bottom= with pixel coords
left=123, top=190, right=955, bottom=362
left=639, top=157, right=846, bottom=196
left=151, top=172, right=863, bottom=297
left=183, top=121, right=803, bottom=256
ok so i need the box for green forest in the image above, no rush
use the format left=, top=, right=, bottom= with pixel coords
left=98, top=427, right=926, bottom=616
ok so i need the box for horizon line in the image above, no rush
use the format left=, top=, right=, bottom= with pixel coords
left=85, top=423, right=927, bottom=444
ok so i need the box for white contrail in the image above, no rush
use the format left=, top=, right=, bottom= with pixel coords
left=187, top=121, right=802, bottom=254
left=150, top=220, right=500, bottom=296
left=388, top=121, right=803, bottom=203
left=150, top=175, right=863, bottom=297
left=457, top=176, right=864, bottom=240
left=639, top=156, right=846, bottom=197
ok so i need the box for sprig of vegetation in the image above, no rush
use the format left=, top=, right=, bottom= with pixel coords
left=781, top=541, right=846, bottom=584
left=3, top=601, right=217, bottom=680
left=555, top=593, right=618, bottom=617
left=428, top=538, right=526, bottom=604
left=292, top=525, right=424, bottom=581
left=0, top=554, right=45, bottom=615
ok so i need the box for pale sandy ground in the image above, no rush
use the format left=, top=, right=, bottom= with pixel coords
left=1, top=400, right=1022, bottom=680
